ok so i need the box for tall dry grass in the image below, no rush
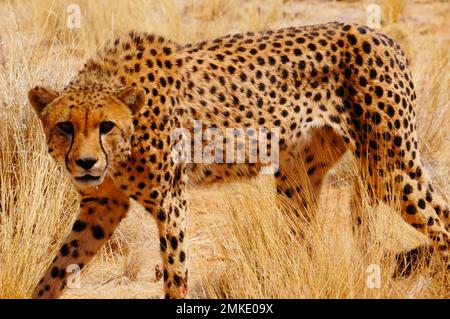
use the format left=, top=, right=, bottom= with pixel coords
left=0, top=0, right=448, bottom=298
left=0, top=1, right=81, bottom=298
left=379, top=0, right=406, bottom=24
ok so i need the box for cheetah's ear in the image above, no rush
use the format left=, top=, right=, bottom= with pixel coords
left=117, top=87, right=146, bottom=115
left=28, top=86, right=59, bottom=116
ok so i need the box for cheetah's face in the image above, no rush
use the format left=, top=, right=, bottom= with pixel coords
left=28, top=86, right=145, bottom=189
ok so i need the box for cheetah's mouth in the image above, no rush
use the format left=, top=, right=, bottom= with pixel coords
left=75, top=174, right=101, bottom=183
left=72, top=172, right=107, bottom=188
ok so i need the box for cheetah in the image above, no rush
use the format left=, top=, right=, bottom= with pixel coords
left=28, top=22, right=449, bottom=299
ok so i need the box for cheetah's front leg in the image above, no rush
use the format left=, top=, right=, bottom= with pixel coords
left=157, top=190, right=188, bottom=299
left=32, top=177, right=130, bottom=299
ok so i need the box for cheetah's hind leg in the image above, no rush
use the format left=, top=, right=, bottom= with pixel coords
left=275, top=126, right=348, bottom=239
left=393, top=244, right=434, bottom=278
left=393, top=177, right=449, bottom=278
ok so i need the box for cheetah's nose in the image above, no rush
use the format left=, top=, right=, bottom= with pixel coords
left=76, top=157, right=98, bottom=170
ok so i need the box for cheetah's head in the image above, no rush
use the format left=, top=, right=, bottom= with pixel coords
left=28, top=86, right=145, bottom=189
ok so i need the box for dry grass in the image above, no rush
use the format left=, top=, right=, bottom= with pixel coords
left=379, top=0, right=406, bottom=24
left=0, top=0, right=448, bottom=299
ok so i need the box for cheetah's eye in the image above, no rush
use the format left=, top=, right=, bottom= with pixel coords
left=57, top=121, right=74, bottom=135
left=99, top=121, right=115, bottom=134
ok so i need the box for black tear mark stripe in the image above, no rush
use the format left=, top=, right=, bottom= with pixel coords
left=65, top=131, right=74, bottom=172
left=99, top=129, right=109, bottom=169
left=84, top=109, right=89, bottom=136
